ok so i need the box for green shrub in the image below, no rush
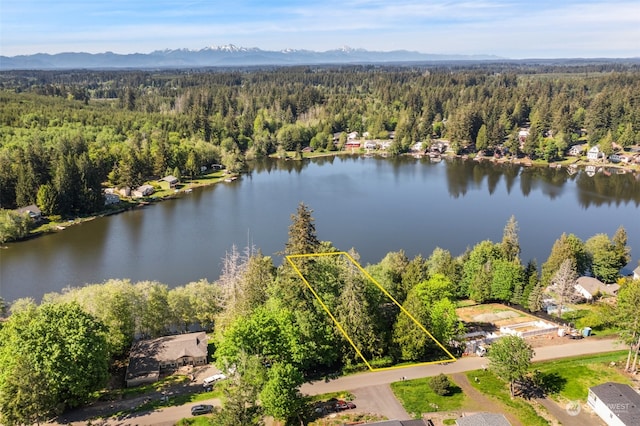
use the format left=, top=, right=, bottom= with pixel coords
left=429, top=373, right=452, bottom=396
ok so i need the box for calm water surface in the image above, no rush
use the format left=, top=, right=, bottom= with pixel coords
left=1, top=156, right=639, bottom=303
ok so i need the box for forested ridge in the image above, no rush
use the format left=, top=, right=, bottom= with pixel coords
left=1, top=63, right=640, bottom=219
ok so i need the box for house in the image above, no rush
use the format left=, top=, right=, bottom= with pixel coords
left=456, top=412, right=512, bottom=426
left=634, top=265, right=640, bottom=280
left=411, top=142, right=425, bottom=153
left=588, top=382, right=640, bottom=426
left=568, top=144, right=586, bottom=157
left=587, top=146, right=604, bottom=161
left=132, top=184, right=155, bottom=198
left=347, top=131, right=359, bottom=141
left=125, top=332, right=209, bottom=387
left=364, top=141, right=378, bottom=150
left=104, top=193, right=121, bottom=206
left=345, top=140, right=361, bottom=149
left=609, top=153, right=624, bottom=163
left=16, top=204, right=42, bottom=221
left=160, top=175, right=179, bottom=189
left=574, top=276, right=620, bottom=300
left=518, top=129, right=530, bottom=143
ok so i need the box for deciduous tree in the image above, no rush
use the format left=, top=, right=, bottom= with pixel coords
left=488, top=335, right=534, bottom=397
left=0, top=302, right=110, bottom=423
left=550, top=258, right=578, bottom=318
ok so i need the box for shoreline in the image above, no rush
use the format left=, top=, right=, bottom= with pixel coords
left=8, top=150, right=639, bottom=245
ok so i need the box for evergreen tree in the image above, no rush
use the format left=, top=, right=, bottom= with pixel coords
left=541, top=233, right=588, bottom=287
left=500, top=215, right=521, bottom=263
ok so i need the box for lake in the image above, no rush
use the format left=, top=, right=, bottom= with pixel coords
left=1, top=155, right=639, bottom=303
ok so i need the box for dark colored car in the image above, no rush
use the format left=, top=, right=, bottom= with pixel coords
left=191, top=404, right=214, bottom=416
left=335, top=400, right=356, bottom=410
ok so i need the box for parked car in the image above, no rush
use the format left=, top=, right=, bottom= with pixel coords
left=335, top=400, right=356, bottom=410
left=191, top=404, right=214, bottom=416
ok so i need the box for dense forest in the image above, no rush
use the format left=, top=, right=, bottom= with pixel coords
left=1, top=63, right=640, bottom=220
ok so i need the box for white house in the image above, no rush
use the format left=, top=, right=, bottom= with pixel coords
left=588, top=382, right=640, bottom=426
left=364, top=141, right=378, bottom=150
left=587, top=145, right=604, bottom=161
left=574, top=276, right=620, bottom=301
left=568, top=144, right=586, bottom=157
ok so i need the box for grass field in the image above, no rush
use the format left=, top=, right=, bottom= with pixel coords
left=391, top=376, right=467, bottom=418
left=464, top=369, right=549, bottom=426
left=533, top=351, right=630, bottom=401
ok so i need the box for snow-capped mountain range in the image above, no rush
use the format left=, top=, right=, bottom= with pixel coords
left=0, top=45, right=502, bottom=70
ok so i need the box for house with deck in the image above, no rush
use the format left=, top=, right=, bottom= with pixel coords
left=125, top=331, right=209, bottom=387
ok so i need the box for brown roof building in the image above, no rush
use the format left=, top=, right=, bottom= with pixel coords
left=125, top=332, right=208, bottom=387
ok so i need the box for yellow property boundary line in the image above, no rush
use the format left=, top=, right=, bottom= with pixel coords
left=286, top=251, right=456, bottom=371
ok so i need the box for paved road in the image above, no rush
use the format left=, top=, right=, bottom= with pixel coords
left=301, top=338, right=623, bottom=395
left=58, top=338, right=622, bottom=426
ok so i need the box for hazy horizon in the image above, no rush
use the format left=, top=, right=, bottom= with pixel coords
left=2, top=1, right=640, bottom=59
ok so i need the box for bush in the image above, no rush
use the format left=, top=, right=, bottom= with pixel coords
left=429, top=374, right=452, bottom=396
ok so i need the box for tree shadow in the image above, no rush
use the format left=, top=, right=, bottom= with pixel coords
left=514, top=371, right=567, bottom=399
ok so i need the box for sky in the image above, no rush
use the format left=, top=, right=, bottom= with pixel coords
left=1, top=0, right=640, bottom=59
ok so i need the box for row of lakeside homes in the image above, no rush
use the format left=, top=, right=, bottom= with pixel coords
left=335, top=131, right=397, bottom=150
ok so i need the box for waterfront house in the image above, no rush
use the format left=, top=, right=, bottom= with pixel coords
left=568, top=144, right=586, bottom=157
left=574, top=276, right=620, bottom=301
left=588, top=382, right=640, bottom=426
left=16, top=204, right=42, bottom=221
left=125, top=332, right=208, bottom=387
left=345, top=140, right=361, bottom=149
left=364, top=141, right=378, bottom=150
left=587, top=146, right=603, bottom=161
left=132, top=184, right=154, bottom=198
left=160, top=175, right=179, bottom=189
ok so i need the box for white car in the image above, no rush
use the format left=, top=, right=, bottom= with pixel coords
left=203, top=373, right=227, bottom=387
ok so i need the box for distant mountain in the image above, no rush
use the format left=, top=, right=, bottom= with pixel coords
left=0, top=45, right=503, bottom=70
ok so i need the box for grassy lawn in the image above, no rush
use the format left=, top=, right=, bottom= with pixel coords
left=464, top=370, right=549, bottom=426
left=391, top=377, right=467, bottom=418
left=533, top=351, right=630, bottom=401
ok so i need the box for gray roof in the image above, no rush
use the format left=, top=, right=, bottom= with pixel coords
left=575, top=276, right=619, bottom=296
left=161, top=175, right=179, bottom=183
left=126, top=332, right=208, bottom=381
left=590, top=382, right=640, bottom=425
left=456, top=413, right=511, bottom=426
left=365, top=420, right=426, bottom=426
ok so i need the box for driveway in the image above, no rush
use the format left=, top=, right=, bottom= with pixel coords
left=351, top=384, right=410, bottom=420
